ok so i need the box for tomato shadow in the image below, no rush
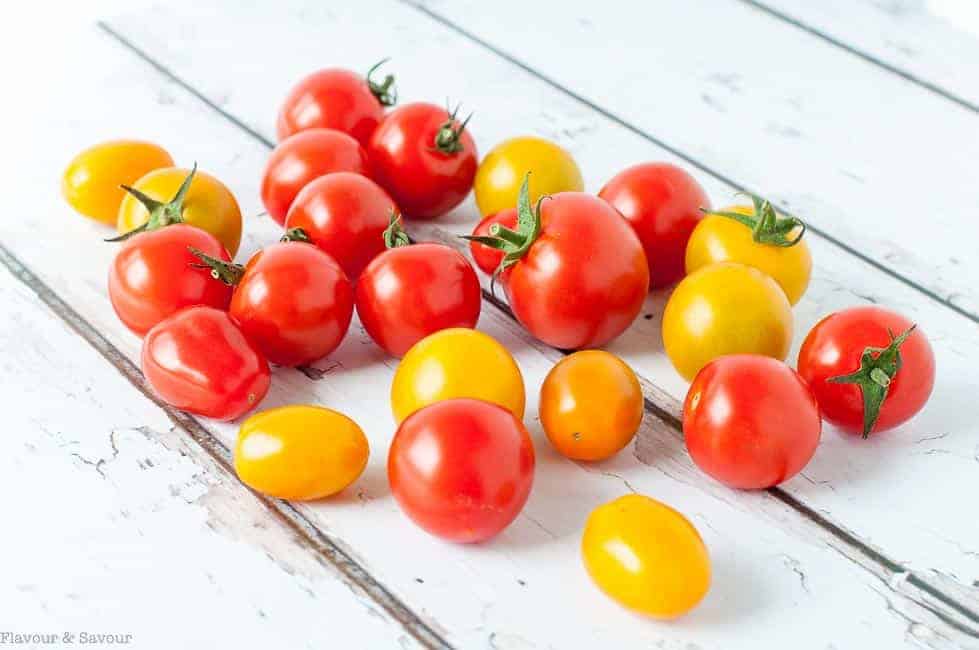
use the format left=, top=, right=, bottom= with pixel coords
left=320, top=459, right=392, bottom=507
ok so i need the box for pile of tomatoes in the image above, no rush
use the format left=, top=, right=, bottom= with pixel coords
left=62, top=60, right=935, bottom=621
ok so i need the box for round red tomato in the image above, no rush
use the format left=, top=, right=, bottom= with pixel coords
left=683, top=355, right=821, bottom=489
left=356, top=218, right=481, bottom=357
left=142, top=306, right=271, bottom=421
left=388, top=398, right=535, bottom=543
left=468, top=209, right=517, bottom=274
left=261, top=128, right=370, bottom=225
left=367, top=102, right=477, bottom=219
left=108, top=224, right=233, bottom=337
left=276, top=62, right=395, bottom=146
left=284, top=171, right=396, bottom=279
left=798, top=306, right=934, bottom=438
left=598, top=162, right=710, bottom=288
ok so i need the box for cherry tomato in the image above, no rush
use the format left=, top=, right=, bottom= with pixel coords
left=683, top=355, right=821, bottom=488
left=261, top=128, right=370, bottom=225
left=367, top=103, right=477, bottom=219
left=284, top=171, right=396, bottom=279
left=62, top=140, right=173, bottom=225
left=235, top=405, right=368, bottom=500
left=356, top=217, right=480, bottom=357
left=388, top=398, right=535, bottom=543
left=480, top=179, right=648, bottom=349
left=540, top=351, right=643, bottom=461
left=117, top=165, right=243, bottom=256
left=276, top=62, right=396, bottom=146
left=598, top=162, right=710, bottom=289
left=468, top=209, right=517, bottom=275
left=663, top=262, right=793, bottom=380
left=582, top=494, right=710, bottom=619
left=798, top=307, right=934, bottom=437
left=391, top=328, right=525, bottom=423
left=474, top=136, right=583, bottom=217
left=142, top=306, right=270, bottom=421
left=108, top=224, right=233, bottom=336
left=687, top=198, right=812, bottom=305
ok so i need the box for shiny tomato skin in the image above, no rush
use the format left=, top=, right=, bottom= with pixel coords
left=142, top=306, right=271, bottom=421
left=798, top=307, right=935, bottom=435
left=503, top=192, right=649, bottom=349
left=388, top=398, right=535, bottom=543
left=599, top=163, right=710, bottom=289
left=356, top=244, right=481, bottom=357
left=261, top=129, right=370, bottom=225
left=230, top=242, right=353, bottom=367
left=683, top=355, right=821, bottom=489
left=284, top=172, right=396, bottom=279
left=108, top=224, right=233, bottom=337
left=469, top=209, right=517, bottom=275
left=367, top=103, right=478, bottom=219
left=276, top=68, right=384, bottom=146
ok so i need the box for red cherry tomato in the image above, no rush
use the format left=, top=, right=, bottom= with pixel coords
left=108, top=224, right=233, bottom=337
left=276, top=62, right=396, bottom=146
left=367, top=103, right=477, bottom=219
left=142, top=306, right=271, bottom=421
left=356, top=219, right=481, bottom=357
left=798, top=306, right=934, bottom=437
left=284, top=171, right=396, bottom=279
left=261, top=129, right=370, bottom=225
left=598, top=162, right=710, bottom=288
left=388, top=398, right=535, bottom=543
left=468, top=209, right=517, bottom=274
left=683, top=355, right=821, bottom=489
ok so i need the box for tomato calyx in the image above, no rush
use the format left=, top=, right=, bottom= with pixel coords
left=106, top=164, right=197, bottom=242
left=280, top=227, right=311, bottom=243
left=828, top=325, right=917, bottom=438
left=188, top=246, right=245, bottom=286
left=366, top=58, right=397, bottom=107
left=703, top=193, right=806, bottom=247
left=383, top=210, right=411, bottom=248
left=432, top=104, right=473, bottom=155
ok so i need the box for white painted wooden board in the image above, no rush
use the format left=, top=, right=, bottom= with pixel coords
left=101, top=0, right=979, bottom=617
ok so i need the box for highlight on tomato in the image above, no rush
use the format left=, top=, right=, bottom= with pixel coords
left=235, top=405, right=369, bottom=500
left=582, top=494, right=710, bottom=619
left=598, top=162, right=710, bottom=289
left=142, top=306, right=271, bottom=421
left=467, top=175, right=648, bottom=349
left=277, top=60, right=396, bottom=146
left=468, top=209, right=517, bottom=275
left=388, top=398, right=535, bottom=543
left=62, top=140, right=174, bottom=225
left=683, top=355, right=821, bottom=489
left=798, top=306, right=935, bottom=438
left=261, top=128, right=370, bottom=225
left=687, top=194, right=812, bottom=305
left=190, top=232, right=353, bottom=367
left=367, top=103, right=477, bottom=219
left=355, top=214, right=481, bottom=357
left=474, top=136, right=583, bottom=217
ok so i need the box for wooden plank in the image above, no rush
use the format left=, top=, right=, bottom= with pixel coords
left=99, top=0, right=979, bottom=618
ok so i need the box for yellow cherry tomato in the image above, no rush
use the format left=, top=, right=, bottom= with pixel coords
left=540, top=351, right=642, bottom=461
left=686, top=205, right=812, bottom=304
left=391, top=328, right=525, bottom=423
left=117, top=166, right=243, bottom=256
left=62, top=140, right=174, bottom=225
left=582, top=494, right=710, bottom=619
left=663, top=262, right=793, bottom=380
left=474, top=136, right=584, bottom=216
left=235, top=405, right=369, bottom=500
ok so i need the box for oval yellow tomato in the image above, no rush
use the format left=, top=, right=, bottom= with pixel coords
left=117, top=166, right=243, bottom=256
left=582, top=494, right=710, bottom=619
left=686, top=205, right=812, bottom=304
left=474, top=136, right=583, bottom=216
left=540, top=351, right=642, bottom=461
left=235, top=405, right=369, bottom=500
left=663, top=262, right=793, bottom=380
left=391, top=328, right=525, bottom=423
left=62, top=140, right=174, bottom=225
